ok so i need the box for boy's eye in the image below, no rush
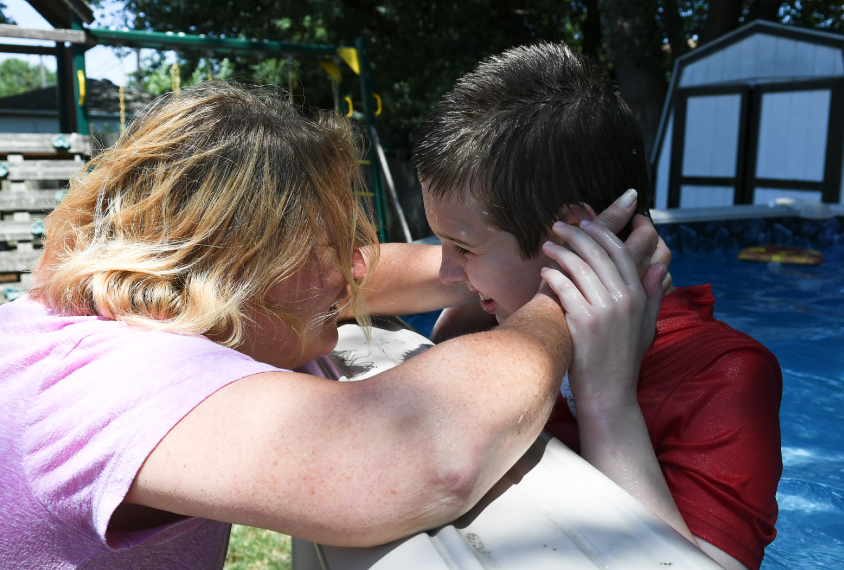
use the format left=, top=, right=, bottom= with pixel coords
left=453, top=244, right=471, bottom=256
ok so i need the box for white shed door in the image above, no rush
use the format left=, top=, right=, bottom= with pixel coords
left=753, top=89, right=831, bottom=203
left=669, top=88, right=748, bottom=209
left=683, top=94, right=743, bottom=179
left=668, top=79, right=843, bottom=207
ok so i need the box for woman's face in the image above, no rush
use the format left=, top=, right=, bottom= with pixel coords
left=240, top=243, right=366, bottom=370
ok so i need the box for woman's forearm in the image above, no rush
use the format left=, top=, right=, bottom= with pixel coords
left=128, top=290, right=571, bottom=547
left=374, top=291, right=572, bottom=523
left=341, top=243, right=477, bottom=319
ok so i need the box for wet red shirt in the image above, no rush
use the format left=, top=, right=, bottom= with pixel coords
left=546, top=285, right=782, bottom=570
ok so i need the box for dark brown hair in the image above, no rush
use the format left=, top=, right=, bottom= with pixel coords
left=413, top=42, right=651, bottom=258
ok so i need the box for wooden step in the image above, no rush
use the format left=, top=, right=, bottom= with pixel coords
left=0, top=249, right=41, bottom=272
left=0, top=190, right=61, bottom=212
left=6, top=160, right=85, bottom=181
left=0, top=220, right=43, bottom=241
left=0, top=284, right=24, bottom=304
left=0, top=133, right=91, bottom=155
left=0, top=276, right=25, bottom=304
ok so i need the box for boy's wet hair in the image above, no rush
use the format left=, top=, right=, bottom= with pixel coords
left=413, top=42, right=652, bottom=259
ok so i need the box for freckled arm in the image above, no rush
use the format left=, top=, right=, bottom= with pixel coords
left=340, top=243, right=477, bottom=319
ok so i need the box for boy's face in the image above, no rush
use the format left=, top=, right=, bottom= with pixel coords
left=423, top=185, right=550, bottom=324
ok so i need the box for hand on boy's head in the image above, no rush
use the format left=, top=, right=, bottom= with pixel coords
left=585, top=190, right=671, bottom=284
left=587, top=189, right=638, bottom=235
left=629, top=214, right=674, bottom=293
left=540, top=220, right=666, bottom=407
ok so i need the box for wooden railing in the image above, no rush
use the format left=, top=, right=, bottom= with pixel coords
left=0, top=133, right=90, bottom=303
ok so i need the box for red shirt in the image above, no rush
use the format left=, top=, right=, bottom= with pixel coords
left=546, top=285, right=782, bottom=570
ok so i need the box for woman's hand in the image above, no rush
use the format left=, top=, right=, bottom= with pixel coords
left=539, top=219, right=666, bottom=409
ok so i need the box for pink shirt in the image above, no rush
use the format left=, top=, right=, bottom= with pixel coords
left=0, top=296, right=279, bottom=568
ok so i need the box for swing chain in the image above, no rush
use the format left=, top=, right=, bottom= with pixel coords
left=119, top=86, right=126, bottom=132
left=170, top=63, right=181, bottom=93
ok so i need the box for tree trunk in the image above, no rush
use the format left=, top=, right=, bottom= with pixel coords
left=600, top=0, right=668, bottom=157
left=700, top=0, right=743, bottom=45
left=747, top=0, right=783, bottom=22
left=661, top=0, right=688, bottom=58
left=581, top=0, right=603, bottom=60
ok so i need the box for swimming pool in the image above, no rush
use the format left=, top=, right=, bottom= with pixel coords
left=670, top=246, right=844, bottom=570
left=403, top=219, right=844, bottom=569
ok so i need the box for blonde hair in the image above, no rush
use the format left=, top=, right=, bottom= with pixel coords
left=31, top=82, right=379, bottom=350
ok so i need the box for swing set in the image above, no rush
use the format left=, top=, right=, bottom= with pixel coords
left=0, top=7, right=408, bottom=242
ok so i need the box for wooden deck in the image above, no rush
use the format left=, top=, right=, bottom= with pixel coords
left=0, top=133, right=90, bottom=303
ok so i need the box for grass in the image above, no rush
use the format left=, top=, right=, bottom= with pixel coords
left=224, top=525, right=292, bottom=570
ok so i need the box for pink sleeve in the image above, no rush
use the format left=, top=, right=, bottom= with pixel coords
left=22, top=325, right=278, bottom=548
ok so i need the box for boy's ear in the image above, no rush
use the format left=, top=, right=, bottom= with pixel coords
left=561, top=204, right=597, bottom=226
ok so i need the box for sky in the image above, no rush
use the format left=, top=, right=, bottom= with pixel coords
left=2, top=0, right=176, bottom=85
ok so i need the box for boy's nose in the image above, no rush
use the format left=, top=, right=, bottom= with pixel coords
left=439, top=248, right=468, bottom=284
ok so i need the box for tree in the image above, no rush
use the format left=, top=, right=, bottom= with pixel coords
left=123, top=0, right=844, bottom=155
left=0, top=2, right=15, bottom=25
left=0, top=58, right=56, bottom=98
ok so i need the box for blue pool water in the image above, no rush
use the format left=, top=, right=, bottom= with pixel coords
left=671, top=247, right=844, bottom=570
left=403, top=241, right=844, bottom=569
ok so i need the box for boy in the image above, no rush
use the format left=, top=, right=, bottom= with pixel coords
left=412, top=43, right=781, bottom=570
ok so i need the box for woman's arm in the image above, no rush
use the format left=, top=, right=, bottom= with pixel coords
left=339, top=243, right=478, bottom=320
left=430, top=302, right=496, bottom=342
left=126, top=288, right=571, bottom=547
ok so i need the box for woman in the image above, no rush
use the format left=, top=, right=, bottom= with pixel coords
left=0, top=83, right=658, bottom=568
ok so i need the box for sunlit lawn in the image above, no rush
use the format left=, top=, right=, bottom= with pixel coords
left=224, top=525, right=292, bottom=570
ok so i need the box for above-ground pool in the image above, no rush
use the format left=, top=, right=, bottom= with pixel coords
left=671, top=247, right=844, bottom=570
left=403, top=215, right=844, bottom=569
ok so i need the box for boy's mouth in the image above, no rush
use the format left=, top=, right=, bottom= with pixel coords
left=477, top=292, right=497, bottom=313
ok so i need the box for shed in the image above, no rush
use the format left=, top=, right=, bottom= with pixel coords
left=0, top=79, right=154, bottom=135
left=651, top=20, right=844, bottom=209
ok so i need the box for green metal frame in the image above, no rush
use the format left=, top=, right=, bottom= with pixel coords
left=72, top=15, right=89, bottom=135
left=355, top=37, right=389, bottom=243
left=88, top=27, right=343, bottom=60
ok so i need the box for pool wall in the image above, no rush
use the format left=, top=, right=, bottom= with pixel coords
left=655, top=215, right=844, bottom=254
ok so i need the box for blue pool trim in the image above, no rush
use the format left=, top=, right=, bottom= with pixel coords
left=656, top=215, right=844, bottom=255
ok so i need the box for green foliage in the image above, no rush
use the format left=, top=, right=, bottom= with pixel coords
left=224, top=525, right=291, bottom=570
left=780, top=0, right=844, bottom=31
left=140, top=58, right=177, bottom=95
left=0, top=59, right=56, bottom=98
left=0, top=1, right=15, bottom=25
left=123, top=0, right=844, bottom=151
left=138, top=54, right=235, bottom=95
left=125, top=0, right=583, bottom=148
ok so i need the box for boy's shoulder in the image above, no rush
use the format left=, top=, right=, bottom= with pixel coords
left=641, top=285, right=781, bottom=393
left=652, top=284, right=773, bottom=355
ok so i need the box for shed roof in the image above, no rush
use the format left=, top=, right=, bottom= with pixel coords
left=650, top=20, right=844, bottom=167
left=0, top=79, right=155, bottom=115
